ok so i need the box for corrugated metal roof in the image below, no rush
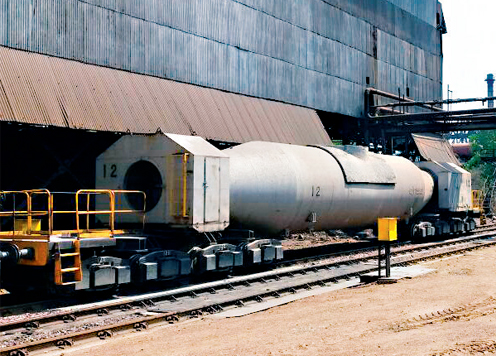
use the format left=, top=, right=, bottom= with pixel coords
left=0, top=45, right=331, bottom=145
left=412, top=133, right=460, bottom=165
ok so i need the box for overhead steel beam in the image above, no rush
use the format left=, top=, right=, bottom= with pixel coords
left=365, top=88, right=444, bottom=112
left=369, top=107, right=496, bottom=122
left=370, top=95, right=496, bottom=109
left=369, top=121, right=496, bottom=134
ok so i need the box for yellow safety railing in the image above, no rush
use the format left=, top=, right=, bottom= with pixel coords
left=75, top=189, right=146, bottom=234
left=472, top=190, right=484, bottom=211
left=0, top=189, right=146, bottom=238
left=0, top=190, right=50, bottom=236
left=169, top=153, right=190, bottom=218
left=182, top=153, right=189, bottom=218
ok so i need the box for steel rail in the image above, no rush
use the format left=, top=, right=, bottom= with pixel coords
left=2, top=227, right=496, bottom=328
left=3, top=224, right=495, bottom=319
left=2, top=231, right=496, bottom=355
left=282, top=224, right=496, bottom=265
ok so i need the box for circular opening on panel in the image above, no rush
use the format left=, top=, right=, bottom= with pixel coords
left=124, top=160, right=163, bottom=212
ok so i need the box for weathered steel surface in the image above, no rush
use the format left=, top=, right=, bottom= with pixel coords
left=387, top=0, right=438, bottom=25
left=0, top=0, right=443, bottom=118
left=96, top=134, right=231, bottom=232
left=0, top=46, right=331, bottom=145
left=412, top=133, right=460, bottom=165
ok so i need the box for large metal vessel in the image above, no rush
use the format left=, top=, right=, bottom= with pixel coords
left=227, top=141, right=434, bottom=235
left=0, top=134, right=477, bottom=295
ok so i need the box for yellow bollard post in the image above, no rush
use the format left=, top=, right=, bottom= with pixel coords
left=377, top=217, right=397, bottom=278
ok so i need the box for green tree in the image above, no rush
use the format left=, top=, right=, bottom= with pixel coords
left=466, top=130, right=496, bottom=192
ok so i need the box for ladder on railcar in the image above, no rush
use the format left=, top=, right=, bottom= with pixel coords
left=54, top=239, right=82, bottom=285
left=0, top=189, right=146, bottom=287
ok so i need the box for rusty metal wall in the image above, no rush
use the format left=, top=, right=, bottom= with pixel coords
left=0, top=46, right=331, bottom=145
left=0, top=0, right=443, bottom=118
left=412, top=133, right=461, bottom=165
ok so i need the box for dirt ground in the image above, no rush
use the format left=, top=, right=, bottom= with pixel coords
left=57, top=246, right=496, bottom=356
left=282, top=230, right=365, bottom=249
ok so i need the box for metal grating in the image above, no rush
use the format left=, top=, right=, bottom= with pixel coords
left=0, top=46, right=331, bottom=145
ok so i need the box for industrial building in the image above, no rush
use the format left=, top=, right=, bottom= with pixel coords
left=0, top=0, right=446, bottom=190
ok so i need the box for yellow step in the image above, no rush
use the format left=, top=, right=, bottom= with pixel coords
left=60, top=281, right=79, bottom=286
left=54, top=240, right=83, bottom=285
left=60, top=252, right=80, bottom=257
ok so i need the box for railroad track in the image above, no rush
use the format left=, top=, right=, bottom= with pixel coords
left=2, top=229, right=496, bottom=356
left=1, top=227, right=487, bottom=318
left=3, top=222, right=494, bottom=314
left=283, top=222, right=496, bottom=265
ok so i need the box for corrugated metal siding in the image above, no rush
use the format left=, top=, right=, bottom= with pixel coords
left=0, top=0, right=443, bottom=119
left=0, top=45, right=331, bottom=145
left=387, top=0, right=438, bottom=26
left=412, top=133, right=460, bottom=165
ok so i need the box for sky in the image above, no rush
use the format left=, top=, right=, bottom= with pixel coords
left=441, top=0, right=496, bottom=111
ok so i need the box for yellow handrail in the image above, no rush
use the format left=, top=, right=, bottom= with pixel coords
left=26, top=189, right=51, bottom=234
left=472, top=189, right=484, bottom=211
left=112, top=190, right=147, bottom=228
left=182, top=153, right=189, bottom=218
left=0, top=191, right=30, bottom=235
left=76, top=189, right=115, bottom=233
left=0, top=189, right=146, bottom=238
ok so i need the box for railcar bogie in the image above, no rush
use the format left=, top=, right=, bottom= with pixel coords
left=0, top=133, right=478, bottom=294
